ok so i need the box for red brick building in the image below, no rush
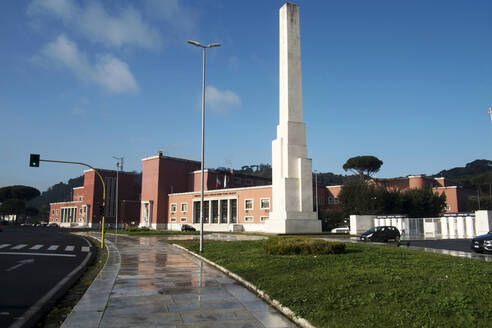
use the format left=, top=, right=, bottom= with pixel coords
left=325, top=175, right=469, bottom=213
left=49, top=169, right=140, bottom=227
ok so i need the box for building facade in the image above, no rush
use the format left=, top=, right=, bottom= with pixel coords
left=49, top=169, right=141, bottom=227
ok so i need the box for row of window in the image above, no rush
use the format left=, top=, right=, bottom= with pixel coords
left=170, top=198, right=270, bottom=214
left=52, top=207, right=86, bottom=215
left=170, top=216, right=269, bottom=223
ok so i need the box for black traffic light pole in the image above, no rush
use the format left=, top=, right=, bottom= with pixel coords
left=29, top=155, right=107, bottom=249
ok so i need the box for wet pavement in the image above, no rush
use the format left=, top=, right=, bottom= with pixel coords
left=63, top=234, right=296, bottom=328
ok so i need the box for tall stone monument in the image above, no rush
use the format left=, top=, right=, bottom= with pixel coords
left=266, top=2, right=322, bottom=233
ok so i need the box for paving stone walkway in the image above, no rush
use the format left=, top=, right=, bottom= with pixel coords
left=64, top=234, right=297, bottom=328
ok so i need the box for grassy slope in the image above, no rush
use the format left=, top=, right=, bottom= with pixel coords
left=179, top=240, right=492, bottom=328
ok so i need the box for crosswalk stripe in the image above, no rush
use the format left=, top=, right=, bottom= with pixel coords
left=0, top=244, right=11, bottom=249
left=81, top=246, right=90, bottom=252
left=64, top=245, right=75, bottom=251
left=30, top=244, right=43, bottom=250
left=11, top=244, right=27, bottom=250
left=47, top=245, right=59, bottom=251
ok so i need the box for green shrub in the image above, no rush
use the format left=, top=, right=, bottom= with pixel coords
left=124, top=226, right=150, bottom=232
left=264, top=237, right=345, bottom=255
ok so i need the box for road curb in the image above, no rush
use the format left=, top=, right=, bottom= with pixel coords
left=9, top=235, right=95, bottom=328
left=61, top=234, right=121, bottom=328
left=172, top=243, right=317, bottom=328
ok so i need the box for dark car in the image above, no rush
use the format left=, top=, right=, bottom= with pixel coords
left=181, top=224, right=196, bottom=232
left=471, top=231, right=492, bottom=253
left=360, top=226, right=400, bottom=242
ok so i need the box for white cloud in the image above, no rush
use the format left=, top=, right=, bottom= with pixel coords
left=27, top=0, right=161, bottom=50
left=27, top=0, right=76, bottom=22
left=71, top=107, right=86, bottom=115
left=40, top=35, right=139, bottom=93
left=78, top=2, right=161, bottom=50
left=144, top=0, right=195, bottom=32
left=205, top=86, right=241, bottom=114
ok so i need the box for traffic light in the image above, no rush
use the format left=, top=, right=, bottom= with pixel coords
left=29, top=154, right=40, bottom=167
left=99, top=205, right=105, bottom=216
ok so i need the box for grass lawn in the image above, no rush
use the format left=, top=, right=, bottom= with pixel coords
left=176, top=239, right=492, bottom=328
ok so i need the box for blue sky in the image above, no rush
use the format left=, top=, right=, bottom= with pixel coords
left=1, top=0, right=491, bottom=192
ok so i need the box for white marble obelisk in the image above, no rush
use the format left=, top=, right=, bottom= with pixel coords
left=266, top=2, right=321, bottom=233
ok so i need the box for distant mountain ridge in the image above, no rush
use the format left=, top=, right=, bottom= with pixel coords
left=28, top=176, right=83, bottom=210
left=433, top=159, right=492, bottom=180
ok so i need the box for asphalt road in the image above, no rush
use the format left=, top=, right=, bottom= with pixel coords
left=407, top=238, right=475, bottom=253
left=0, top=225, right=93, bottom=328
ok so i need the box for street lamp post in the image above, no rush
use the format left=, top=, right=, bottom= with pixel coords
left=188, top=40, right=221, bottom=253
left=112, top=156, right=123, bottom=235
left=314, top=170, right=319, bottom=219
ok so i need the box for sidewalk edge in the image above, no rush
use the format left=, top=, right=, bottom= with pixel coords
left=172, top=243, right=316, bottom=328
left=60, top=234, right=121, bottom=328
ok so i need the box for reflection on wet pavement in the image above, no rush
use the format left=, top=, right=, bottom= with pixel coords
left=99, top=235, right=295, bottom=328
left=163, top=233, right=268, bottom=241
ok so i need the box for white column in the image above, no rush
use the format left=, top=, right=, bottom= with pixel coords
left=208, top=200, right=212, bottom=224
left=465, top=216, right=475, bottom=237
left=227, top=199, right=231, bottom=224
left=440, top=217, right=449, bottom=237
left=456, top=217, right=466, bottom=237
left=218, top=199, right=221, bottom=224
left=267, top=3, right=320, bottom=234
left=448, top=217, right=457, bottom=237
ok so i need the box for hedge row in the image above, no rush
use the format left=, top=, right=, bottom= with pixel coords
left=264, top=237, right=346, bottom=255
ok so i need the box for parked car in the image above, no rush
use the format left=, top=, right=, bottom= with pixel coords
left=360, top=226, right=400, bottom=242
left=48, top=222, right=59, bottom=228
left=471, top=231, right=492, bottom=253
left=331, top=226, right=349, bottom=234
left=181, top=224, right=196, bottom=232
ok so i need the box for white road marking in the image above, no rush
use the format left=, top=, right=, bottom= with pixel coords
left=0, top=244, right=11, bottom=249
left=81, top=246, right=90, bottom=252
left=47, top=245, right=59, bottom=251
left=30, top=244, right=43, bottom=250
left=0, top=252, right=75, bottom=257
left=6, top=258, right=35, bottom=272
left=11, top=244, right=27, bottom=250
left=64, top=245, right=75, bottom=251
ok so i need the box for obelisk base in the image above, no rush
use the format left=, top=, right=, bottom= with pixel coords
left=264, top=211, right=321, bottom=234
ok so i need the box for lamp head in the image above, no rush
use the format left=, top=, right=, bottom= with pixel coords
left=187, top=40, right=201, bottom=47
left=208, top=43, right=221, bottom=48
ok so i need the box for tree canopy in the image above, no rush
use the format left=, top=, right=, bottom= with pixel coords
left=342, top=156, right=383, bottom=180
left=338, top=179, right=447, bottom=217
left=0, top=185, right=40, bottom=202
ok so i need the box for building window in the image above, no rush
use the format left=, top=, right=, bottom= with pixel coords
left=56, top=209, right=59, bottom=215
left=244, top=216, right=254, bottom=222
left=52, top=209, right=55, bottom=215
left=328, top=197, right=334, bottom=205
left=78, top=196, right=83, bottom=201
left=79, top=208, right=83, bottom=214
left=180, top=217, right=187, bottom=222
left=445, top=205, right=451, bottom=211
left=260, top=216, right=269, bottom=222
left=170, top=217, right=177, bottom=222
left=245, top=199, right=253, bottom=210
left=181, top=203, right=188, bottom=212
left=334, top=197, right=339, bottom=204
left=260, top=198, right=270, bottom=209
left=171, top=203, right=177, bottom=213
